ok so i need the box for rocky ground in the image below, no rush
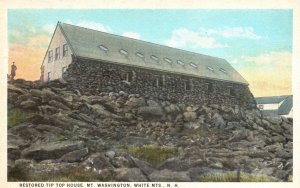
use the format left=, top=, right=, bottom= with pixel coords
left=7, top=79, right=293, bottom=182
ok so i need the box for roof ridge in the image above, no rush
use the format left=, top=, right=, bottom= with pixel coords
left=59, top=22, right=225, bottom=61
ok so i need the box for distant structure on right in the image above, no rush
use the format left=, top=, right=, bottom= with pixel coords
left=255, top=95, right=293, bottom=118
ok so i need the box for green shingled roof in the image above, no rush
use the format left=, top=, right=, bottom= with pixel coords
left=255, top=95, right=289, bottom=104
left=278, top=95, right=293, bottom=115
left=59, top=22, right=248, bottom=85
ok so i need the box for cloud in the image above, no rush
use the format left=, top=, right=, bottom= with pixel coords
left=241, top=51, right=291, bottom=66
left=122, top=32, right=141, bottom=39
left=235, top=51, right=292, bottom=97
left=165, top=28, right=229, bottom=49
left=42, top=20, right=113, bottom=34
left=64, top=20, right=112, bottom=33
left=42, top=24, right=56, bottom=34
left=199, top=27, right=261, bottom=40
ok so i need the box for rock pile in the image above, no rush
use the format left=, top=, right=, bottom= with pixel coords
left=7, top=79, right=293, bottom=182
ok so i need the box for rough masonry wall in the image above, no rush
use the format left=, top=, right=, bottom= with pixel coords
left=64, top=58, right=255, bottom=108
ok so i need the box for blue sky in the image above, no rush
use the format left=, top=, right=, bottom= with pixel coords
left=8, top=9, right=292, bottom=96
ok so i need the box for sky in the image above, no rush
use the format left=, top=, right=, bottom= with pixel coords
left=7, top=9, right=292, bottom=97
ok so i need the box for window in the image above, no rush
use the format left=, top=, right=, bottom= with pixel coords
left=151, top=55, right=159, bottom=62
left=258, top=104, right=264, bottom=110
left=55, top=47, right=60, bottom=60
left=164, top=58, right=172, bottom=64
left=220, top=68, right=226, bottom=73
left=63, top=44, right=68, bottom=57
left=153, top=75, right=165, bottom=87
left=47, top=72, right=51, bottom=82
left=157, top=75, right=165, bottom=87
left=48, top=50, right=53, bottom=63
left=207, top=66, right=214, bottom=71
left=119, top=49, right=129, bottom=56
left=207, top=83, right=214, bottom=92
left=226, top=86, right=235, bottom=96
left=229, top=87, right=235, bottom=96
left=126, top=72, right=132, bottom=82
left=122, top=71, right=133, bottom=82
left=184, top=80, right=192, bottom=91
left=99, top=44, right=108, bottom=52
left=190, top=63, right=198, bottom=68
left=136, top=52, right=144, bottom=58
left=177, top=60, right=185, bottom=66
left=62, top=66, right=67, bottom=76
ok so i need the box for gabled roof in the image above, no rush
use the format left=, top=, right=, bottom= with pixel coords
left=278, top=95, right=293, bottom=115
left=58, top=22, right=248, bottom=85
left=255, top=95, right=289, bottom=104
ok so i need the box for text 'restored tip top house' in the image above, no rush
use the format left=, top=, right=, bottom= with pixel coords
left=40, top=22, right=255, bottom=107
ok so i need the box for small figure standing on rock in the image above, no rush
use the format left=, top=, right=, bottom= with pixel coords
left=10, top=62, right=17, bottom=80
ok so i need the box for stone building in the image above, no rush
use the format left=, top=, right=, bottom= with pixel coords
left=256, top=95, right=293, bottom=118
left=41, top=22, right=255, bottom=107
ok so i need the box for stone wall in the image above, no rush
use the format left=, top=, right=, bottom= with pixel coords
left=64, top=57, right=256, bottom=108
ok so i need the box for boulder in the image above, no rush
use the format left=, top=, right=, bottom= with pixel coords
left=8, top=144, right=21, bottom=161
left=212, top=113, right=226, bottom=128
left=20, top=100, right=37, bottom=109
left=210, top=162, right=223, bottom=169
left=30, top=89, right=55, bottom=103
left=157, top=157, right=206, bottom=171
left=16, top=94, right=33, bottom=104
left=188, top=167, right=224, bottom=181
left=105, top=151, right=116, bottom=159
left=269, top=124, right=284, bottom=134
left=226, top=121, right=240, bottom=130
left=111, top=156, right=132, bottom=168
left=200, top=106, right=212, bottom=114
left=130, top=156, right=154, bottom=176
left=209, top=104, right=220, bottom=110
left=186, top=106, right=198, bottom=112
left=273, top=169, right=290, bottom=180
left=147, top=100, right=160, bottom=107
left=12, top=159, right=34, bottom=177
left=48, top=100, right=71, bottom=111
left=114, top=168, right=148, bottom=182
left=184, top=122, right=200, bottom=129
left=80, top=103, right=121, bottom=119
left=164, top=104, right=181, bottom=115
left=137, top=106, right=165, bottom=119
left=85, top=138, right=108, bottom=153
left=8, top=84, right=27, bottom=94
left=149, top=169, right=191, bottom=182
left=271, top=135, right=286, bottom=143
left=275, top=150, right=292, bottom=159
left=183, top=111, right=197, bottom=122
left=34, top=124, right=63, bottom=134
left=83, top=153, right=114, bottom=171
left=21, top=141, right=84, bottom=161
left=60, top=148, right=89, bottom=162
left=125, top=97, right=146, bottom=108
left=264, top=142, right=283, bottom=153
left=281, top=122, right=293, bottom=134
left=266, top=116, right=282, bottom=125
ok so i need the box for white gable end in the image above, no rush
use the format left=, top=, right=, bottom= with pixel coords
left=41, top=24, right=73, bottom=82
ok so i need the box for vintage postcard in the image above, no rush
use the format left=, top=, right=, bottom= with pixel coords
left=0, top=0, right=299, bottom=188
